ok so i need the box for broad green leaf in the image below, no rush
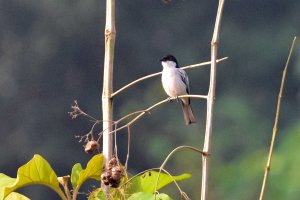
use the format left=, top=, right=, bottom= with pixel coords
left=75, top=154, right=104, bottom=190
left=71, top=163, right=83, bottom=189
left=126, top=171, right=191, bottom=194
left=128, top=192, right=173, bottom=200
left=0, top=174, right=15, bottom=188
left=4, top=192, right=30, bottom=200
left=0, top=154, right=66, bottom=200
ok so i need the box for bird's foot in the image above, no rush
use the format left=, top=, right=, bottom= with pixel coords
left=167, top=96, right=181, bottom=103
left=175, top=96, right=181, bottom=103
left=167, top=97, right=173, bottom=102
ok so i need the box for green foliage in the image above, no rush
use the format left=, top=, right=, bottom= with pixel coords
left=88, top=188, right=124, bottom=200
left=0, top=154, right=104, bottom=200
left=4, top=192, right=30, bottom=200
left=0, top=154, right=190, bottom=200
left=126, top=171, right=191, bottom=194
left=127, top=192, right=173, bottom=200
left=71, top=163, right=83, bottom=189
left=87, top=170, right=191, bottom=200
left=0, top=154, right=65, bottom=200
left=71, top=154, right=103, bottom=190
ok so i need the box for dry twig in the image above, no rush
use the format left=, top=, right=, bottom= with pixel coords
left=259, top=36, right=297, bottom=200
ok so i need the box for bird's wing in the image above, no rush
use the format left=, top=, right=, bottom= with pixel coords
left=178, top=69, right=190, bottom=94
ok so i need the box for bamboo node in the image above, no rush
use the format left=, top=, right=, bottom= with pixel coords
left=202, top=151, right=210, bottom=157
left=105, top=29, right=116, bottom=36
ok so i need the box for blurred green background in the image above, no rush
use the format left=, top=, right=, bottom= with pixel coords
left=0, top=0, right=299, bottom=199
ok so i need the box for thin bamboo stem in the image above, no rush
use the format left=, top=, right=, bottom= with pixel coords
left=201, top=1, right=225, bottom=200
left=259, top=36, right=297, bottom=200
left=102, top=0, right=116, bottom=194
left=111, top=57, right=228, bottom=97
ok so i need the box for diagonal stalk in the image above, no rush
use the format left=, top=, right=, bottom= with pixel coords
left=111, top=57, right=228, bottom=97
left=259, top=36, right=297, bottom=200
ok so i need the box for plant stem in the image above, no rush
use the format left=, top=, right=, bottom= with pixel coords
left=102, top=0, right=116, bottom=194
left=201, top=1, right=225, bottom=200
left=259, top=36, right=297, bottom=200
left=155, top=146, right=205, bottom=191
left=106, top=95, right=207, bottom=134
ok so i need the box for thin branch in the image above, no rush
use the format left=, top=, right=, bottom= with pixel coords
left=154, top=146, right=205, bottom=198
left=114, top=123, right=118, bottom=160
left=125, top=126, right=131, bottom=169
left=201, top=1, right=225, bottom=200
left=95, top=110, right=149, bottom=142
left=108, top=94, right=207, bottom=134
left=115, top=109, right=150, bottom=124
left=111, top=57, right=228, bottom=97
left=259, top=36, right=297, bottom=200
left=69, top=100, right=98, bottom=122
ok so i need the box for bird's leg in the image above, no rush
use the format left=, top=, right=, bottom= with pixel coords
left=175, top=96, right=181, bottom=103
left=167, top=97, right=173, bottom=102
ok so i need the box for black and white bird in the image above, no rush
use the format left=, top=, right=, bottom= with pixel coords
left=160, top=55, right=196, bottom=125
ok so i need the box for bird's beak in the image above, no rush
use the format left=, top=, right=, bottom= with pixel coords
left=159, top=58, right=164, bottom=62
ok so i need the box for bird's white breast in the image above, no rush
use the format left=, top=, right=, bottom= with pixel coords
left=161, top=67, right=187, bottom=98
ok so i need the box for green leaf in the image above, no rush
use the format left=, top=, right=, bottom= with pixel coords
left=0, top=174, right=15, bottom=189
left=71, top=163, right=83, bottom=189
left=75, top=154, right=104, bottom=190
left=0, top=154, right=66, bottom=200
left=88, top=188, right=106, bottom=200
left=4, top=192, right=30, bottom=200
left=128, top=192, right=173, bottom=200
left=126, top=171, right=191, bottom=194
left=88, top=187, right=126, bottom=200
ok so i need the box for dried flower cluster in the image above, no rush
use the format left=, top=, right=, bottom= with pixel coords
left=101, top=157, right=124, bottom=188
left=68, top=100, right=87, bottom=119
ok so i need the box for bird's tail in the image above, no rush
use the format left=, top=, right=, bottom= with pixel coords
left=181, top=102, right=196, bottom=125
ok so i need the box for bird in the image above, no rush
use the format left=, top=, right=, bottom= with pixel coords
left=160, top=55, right=196, bottom=125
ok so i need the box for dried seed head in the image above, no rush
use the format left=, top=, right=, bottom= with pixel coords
left=101, top=171, right=112, bottom=186
left=101, top=157, right=125, bottom=188
left=111, top=166, right=123, bottom=181
left=110, top=179, right=121, bottom=188
left=84, top=140, right=99, bottom=154
left=108, top=157, right=118, bottom=169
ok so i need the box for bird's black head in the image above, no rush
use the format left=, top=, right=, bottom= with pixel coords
left=160, top=55, right=179, bottom=67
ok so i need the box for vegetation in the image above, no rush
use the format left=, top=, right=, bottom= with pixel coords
left=0, top=0, right=299, bottom=199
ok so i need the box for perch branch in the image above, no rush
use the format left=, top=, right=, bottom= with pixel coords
left=201, top=1, right=225, bottom=200
left=259, top=36, right=297, bottom=200
left=111, top=57, right=228, bottom=97
left=107, top=94, right=207, bottom=134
